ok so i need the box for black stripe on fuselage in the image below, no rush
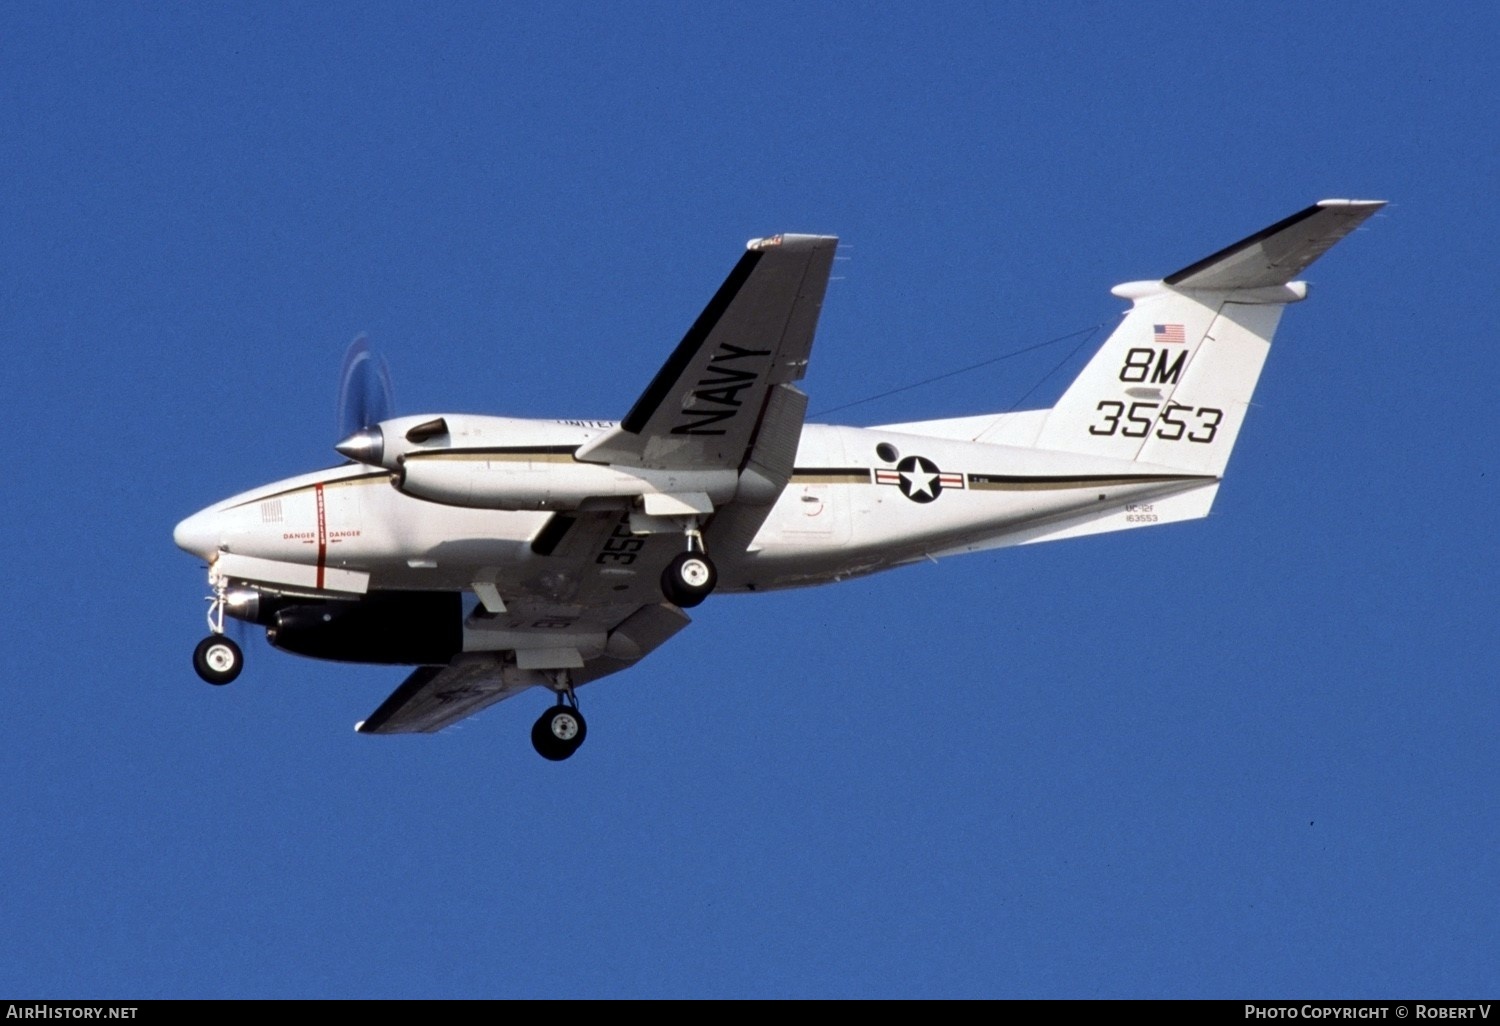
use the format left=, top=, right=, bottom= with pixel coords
left=619, top=250, right=765, bottom=434
left=400, top=446, right=580, bottom=465
left=403, top=446, right=580, bottom=457
left=787, top=468, right=1215, bottom=490
left=967, top=472, right=1214, bottom=491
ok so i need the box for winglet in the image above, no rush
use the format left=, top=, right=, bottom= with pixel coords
left=1163, top=199, right=1385, bottom=290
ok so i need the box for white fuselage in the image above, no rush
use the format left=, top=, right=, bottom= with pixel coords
left=174, top=415, right=1214, bottom=599
left=168, top=201, right=1383, bottom=741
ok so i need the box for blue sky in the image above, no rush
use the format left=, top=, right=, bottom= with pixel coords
left=3, top=2, right=1496, bottom=998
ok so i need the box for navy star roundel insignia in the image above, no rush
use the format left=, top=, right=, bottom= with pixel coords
left=873, top=456, right=966, bottom=503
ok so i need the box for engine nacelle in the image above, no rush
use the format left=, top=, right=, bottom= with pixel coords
left=396, top=452, right=737, bottom=512
left=267, top=592, right=464, bottom=665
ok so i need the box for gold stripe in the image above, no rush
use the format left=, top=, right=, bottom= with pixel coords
left=967, top=475, right=1206, bottom=492
left=790, top=473, right=869, bottom=484
left=403, top=451, right=576, bottom=464
left=226, top=472, right=393, bottom=510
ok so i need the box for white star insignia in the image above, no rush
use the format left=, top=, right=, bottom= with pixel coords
left=902, top=460, right=938, bottom=498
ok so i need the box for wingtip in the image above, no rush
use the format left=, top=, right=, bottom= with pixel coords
left=746, top=233, right=840, bottom=252
left=1316, top=198, right=1388, bottom=210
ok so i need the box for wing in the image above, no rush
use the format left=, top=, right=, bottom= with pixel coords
left=355, top=658, right=528, bottom=735
left=359, top=234, right=839, bottom=734
left=356, top=600, right=691, bottom=734
left=575, top=233, right=838, bottom=471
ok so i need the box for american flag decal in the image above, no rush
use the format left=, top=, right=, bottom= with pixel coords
left=1153, top=323, right=1186, bottom=344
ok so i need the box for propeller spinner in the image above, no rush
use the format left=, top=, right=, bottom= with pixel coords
left=335, top=334, right=393, bottom=464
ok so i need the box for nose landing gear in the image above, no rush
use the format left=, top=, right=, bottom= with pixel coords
left=192, top=574, right=244, bottom=685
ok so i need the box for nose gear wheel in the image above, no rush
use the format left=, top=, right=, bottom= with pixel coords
left=193, top=571, right=244, bottom=685
left=193, top=634, right=243, bottom=685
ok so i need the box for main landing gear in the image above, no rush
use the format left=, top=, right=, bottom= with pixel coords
left=532, top=673, right=587, bottom=761
left=660, top=524, right=717, bottom=608
left=192, top=576, right=244, bottom=686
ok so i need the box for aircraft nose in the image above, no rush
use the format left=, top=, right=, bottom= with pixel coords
left=173, top=508, right=223, bottom=559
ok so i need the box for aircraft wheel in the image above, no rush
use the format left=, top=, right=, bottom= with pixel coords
left=661, top=552, right=717, bottom=608
left=531, top=705, right=587, bottom=761
left=193, top=635, right=243, bottom=686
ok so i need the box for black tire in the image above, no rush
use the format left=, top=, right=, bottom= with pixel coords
left=193, top=635, right=243, bottom=686
left=661, top=552, right=717, bottom=608
left=531, top=705, right=587, bottom=761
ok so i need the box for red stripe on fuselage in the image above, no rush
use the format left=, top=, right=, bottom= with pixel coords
left=315, top=483, right=326, bottom=589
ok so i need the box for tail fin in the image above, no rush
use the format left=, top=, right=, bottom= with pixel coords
left=1031, top=199, right=1384, bottom=475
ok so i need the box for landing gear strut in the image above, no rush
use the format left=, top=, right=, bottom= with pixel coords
left=531, top=673, right=587, bottom=761
left=192, top=574, right=243, bottom=686
left=661, top=524, right=716, bottom=608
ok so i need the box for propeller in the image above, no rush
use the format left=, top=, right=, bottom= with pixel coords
left=336, top=334, right=394, bottom=441
left=335, top=334, right=394, bottom=464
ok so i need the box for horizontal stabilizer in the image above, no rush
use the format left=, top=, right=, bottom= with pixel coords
left=1163, top=199, right=1385, bottom=290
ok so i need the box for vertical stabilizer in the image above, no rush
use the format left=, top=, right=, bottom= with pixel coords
left=1030, top=200, right=1384, bottom=476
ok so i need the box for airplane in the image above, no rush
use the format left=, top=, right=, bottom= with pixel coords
left=173, top=199, right=1384, bottom=760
